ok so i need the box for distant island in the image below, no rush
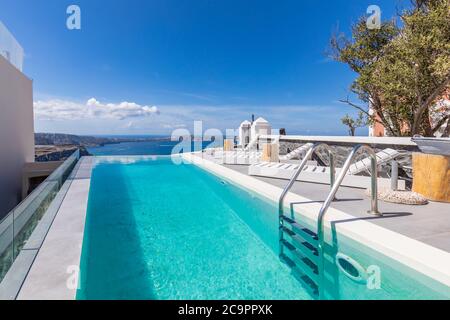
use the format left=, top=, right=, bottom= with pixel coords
left=35, top=133, right=171, bottom=147
left=34, top=133, right=171, bottom=162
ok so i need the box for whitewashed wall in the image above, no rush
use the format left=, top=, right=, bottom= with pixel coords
left=0, top=55, right=34, bottom=219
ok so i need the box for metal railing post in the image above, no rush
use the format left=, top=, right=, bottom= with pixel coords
left=390, top=160, right=399, bottom=191
left=330, top=154, right=336, bottom=188
left=316, top=144, right=381, bottom=299
left=278, top=143, right=336, bottom=256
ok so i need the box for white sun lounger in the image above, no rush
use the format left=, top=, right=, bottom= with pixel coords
left=249, top=148, right=405, bottom=190
left=347, top=148, right=401, bottom=175
left=222, top=151, right=263, bottom=165
left=244, top=135, right=276, bottom=151
left=280, top=143, right=314, bottom=161
left=244, top=136, right=260, bottom=151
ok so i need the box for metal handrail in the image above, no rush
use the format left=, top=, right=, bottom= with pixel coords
left=279, top=143, right=336, bottom=256
left=316, top=144, right=381, bottom=299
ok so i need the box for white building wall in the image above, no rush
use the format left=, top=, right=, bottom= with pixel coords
left=251, top=118, right=272, bottom=138
left=238, top=121, right=251, bottom=147
left=0, top=55, right=34, bottom=219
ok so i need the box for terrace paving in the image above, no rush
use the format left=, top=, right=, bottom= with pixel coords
left=17, top=157, right=94, bottom=300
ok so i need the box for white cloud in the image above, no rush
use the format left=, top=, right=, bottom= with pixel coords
left=33, top=95, right=350, bottom=135
left=162, top=123, right=187, bottom=129
left=34, top=98, right=159, bottom=121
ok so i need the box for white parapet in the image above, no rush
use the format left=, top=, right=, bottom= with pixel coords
left=260, top=135, right=417, bottom=147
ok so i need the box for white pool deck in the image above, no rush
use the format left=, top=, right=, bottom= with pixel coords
left=16, top=157, right=93, bottom=300
left=11, top=154, right=450, bottom=300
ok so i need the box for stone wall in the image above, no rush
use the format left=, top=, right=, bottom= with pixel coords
left=280, top=141, right=413, bottom=183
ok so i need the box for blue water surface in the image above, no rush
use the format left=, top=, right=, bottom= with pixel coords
left=87, top=141, right=215, bottom=156
left=78, top=157, right=312, bottom=300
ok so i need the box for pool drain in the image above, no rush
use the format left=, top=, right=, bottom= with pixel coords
left=336, top=253, right=367, bottom=284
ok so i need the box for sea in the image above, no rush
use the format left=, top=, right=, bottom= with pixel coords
left=86, top=130, right=368, bottom=156
left=87, top=136, right=220, bottom=156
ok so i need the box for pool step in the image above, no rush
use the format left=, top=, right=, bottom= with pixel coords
left=281, top=226, right=319, bottom=264
left=281, top=240, right=319, bottom=283
left=280, top=253, right=319, bottom=298
left=280, top=215, right=321, bottom=297
left=281, top=216, right=318, bottom=246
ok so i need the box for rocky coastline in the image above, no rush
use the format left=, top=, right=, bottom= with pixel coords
left=35, top=145, right=91, bottom=162
left=35, top=133, right=171, bottom=147
left=34, top=133, right=171, bottom=162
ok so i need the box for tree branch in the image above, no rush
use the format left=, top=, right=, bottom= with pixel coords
left=412, top=72, right=450, bottom=134
left=339, top=99, right=372, bottom=118
left=370, top=91, right=399, bottom=136
left=431, top=114, right=450, bottom=134
left=442, top=121, right=450, bottom=138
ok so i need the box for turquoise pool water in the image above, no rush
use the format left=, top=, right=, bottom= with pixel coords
left=77, top=157, right=450, bottom=300
left=78, top=157, right=311, bottom=300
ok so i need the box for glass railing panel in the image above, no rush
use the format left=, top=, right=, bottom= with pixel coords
left=0, top=212, right=14, bottom=281
left=11, top=181, right=59, bottom=257
left=0, top=149, right=80, bottom=283
left=0, top=21, right=24, bottom=71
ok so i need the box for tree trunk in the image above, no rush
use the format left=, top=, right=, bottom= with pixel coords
left=442, top=124, right=450, bottom=138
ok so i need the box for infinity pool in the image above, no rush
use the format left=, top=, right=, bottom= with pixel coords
left=77, top=157, right=450, bottom=300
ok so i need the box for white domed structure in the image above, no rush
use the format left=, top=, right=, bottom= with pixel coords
left=251, top=117, right=272, bottom=138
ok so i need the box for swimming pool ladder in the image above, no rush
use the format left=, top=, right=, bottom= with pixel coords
left=278, top=143, right=336, bottom=255
left=278, top=143, right=335, bottom=296
left=278, top=144, right=380, bottom=299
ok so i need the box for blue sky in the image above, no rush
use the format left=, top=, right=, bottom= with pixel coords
left=0, top=0, right=404, bottom=136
